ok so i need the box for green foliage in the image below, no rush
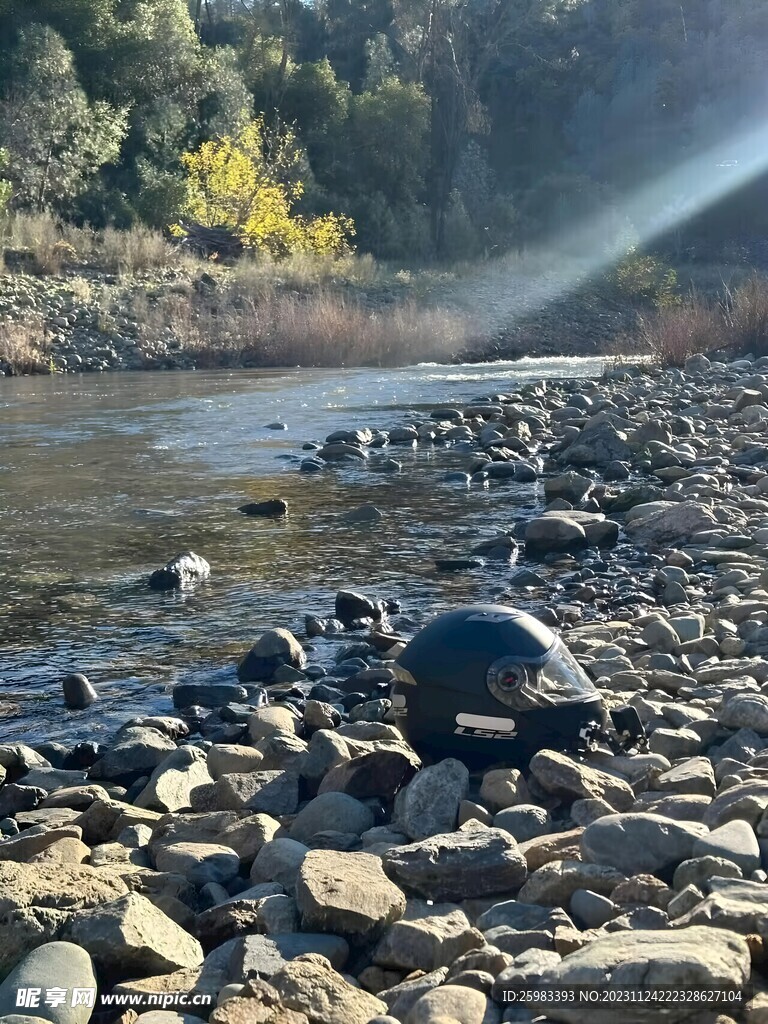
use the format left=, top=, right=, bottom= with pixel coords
left=611, top=249, right=679, bottom=309
left=0, top=25, right=127, bottom=212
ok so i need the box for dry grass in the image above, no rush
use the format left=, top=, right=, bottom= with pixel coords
left=0, top=317, right=50, bottom=373
left=101, top=224, right=173, bottom=276
left=229, top=252, right=380, bottom=301
left=723, top=274, right=768, bottom=355
left=638, top=293, right=725, bottom=367
left=140, top=288, right=472, bottom=368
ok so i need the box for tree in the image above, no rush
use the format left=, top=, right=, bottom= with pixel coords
left=0, top=24, right=127, bottom=211
left=178, top=117, right=354, bottom=256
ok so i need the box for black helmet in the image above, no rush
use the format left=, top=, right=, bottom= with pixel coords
left=392, top=604, right=606, bottom=767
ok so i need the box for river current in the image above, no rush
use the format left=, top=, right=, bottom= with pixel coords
left=0, top=358, right=606, bottom=743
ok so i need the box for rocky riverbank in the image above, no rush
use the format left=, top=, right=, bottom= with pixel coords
left=6, top=353, right=768, bottom=1023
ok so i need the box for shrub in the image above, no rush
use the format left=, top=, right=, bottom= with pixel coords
left=638, top=293, right=724, bottom=367
left=0, top=318, right=50, bottom=373
left=612, top=249, right=679, bottom=308
left=101, top=224, right=173, bottom=276
left=723, top=274, right=768, bottom=355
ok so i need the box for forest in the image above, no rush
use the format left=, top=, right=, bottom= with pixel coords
left=1, top=0, right=767, bottom=267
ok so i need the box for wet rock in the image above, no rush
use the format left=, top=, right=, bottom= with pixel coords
left=295, top=850, right=405, bottom=941
left=525, top=517, right=587, bottom=554
left=0, top=942, right=97, bottom=1024
left=373, top=901, right=482, bottom=972
left=580, top=813, right=707, bottom=876
left=269, top=958, right=386, bottom=1024
left=238, top=630, right=307, bottom=684
left=238, top=500, right=288, bottom=518
left=394, top=759, right=469, bottom=840
left=149, top=552, right=210, bottom=591
left=88, top=728, right=177, bottom=782
left=343, top=504, right=383, bottom=524
left=529, top=750, right=634, bottom=810
left=62, top=674, right=97, bottom=710
left=172, top=684, right=248, bottom=709
left=334, top=591, right=383, bottom=626
left=64, top=892, right=203, bottom=978
left=545, top=472, right=594, bottom=505
left=382, top=823, right=527, bottom=902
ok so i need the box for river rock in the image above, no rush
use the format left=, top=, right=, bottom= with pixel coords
left=525, top=517, right=587, bottom=553
left=133, top=747, right=213, bottom=813
left=625, top=501, right=719, bottom=550
left=580, top=813, right=707, bottom=876
left=317, top=750, right=420, bottom=800
left=207, top=745, right=264, bottom=779
left=544, top=473, right=593, bottom=505
left=228, top=935, right=349, bottom=982
left=238, top=500, right=288, bottom=517
left=405, top=985, right=487, bottom=1024
left=295, top=850, right=405, bottom=941
left=527, top=927, right=749, bottom=1023
left=288, top=793, right=374, bottom=845
left=517, top=860, right=627, bottom=906
left=718, top=694, right=768, bottom=733
left=562, top=421, right=632, bottom=467
left=494, top=804, right=552, bottom=841
left=172, top=684, right=248, bottom=710
left=691, top=820, right=760, bottom=874
left=269, top=958, right=386, bottom=1024
left=251, top=839, right=309, bottom=892
left=61, top=674, right=97, bottom=710
left=394, top=759, right=469, bottom=840
left=334, top=590, right=383, bottom=626
left=64, top=893, right=203, bottom=978
left=217, top=815, right=280, bottom=863
left=373, top=901, right=482, bottom=973
left=529, top=750, right=634, bottom=810
left=671, top=876, right=768, bottom=934
left=88, top=728, right=177, bottom=782
left=342, top=504, right=383, bottom=524
left=153, top=843, right=240, bottom=885
left=479, top=769, right=529, bottom=812
left=149, top=552, right=210, bottom=591
left=0, top=942, right=97, bottom=1023
left=237, top=630, right=306, bottom=683
left=382, top=823, right=527, bottom=901
left=703, top=779, right=768, bottom=828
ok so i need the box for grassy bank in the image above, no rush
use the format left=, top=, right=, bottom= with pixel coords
left=2, top=211, right=768, bottom=375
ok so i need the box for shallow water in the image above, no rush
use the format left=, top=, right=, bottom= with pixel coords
left=0, top=357, right=607, bottom=744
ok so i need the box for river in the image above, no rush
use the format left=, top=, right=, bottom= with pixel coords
left=0, top=357, right=607, bottom=744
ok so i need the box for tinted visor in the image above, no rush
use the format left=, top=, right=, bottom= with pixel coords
left=487, top=640, right=596, bottom=712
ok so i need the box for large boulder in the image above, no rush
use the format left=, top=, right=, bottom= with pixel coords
left=382, top=823, right=527, bottom=902
left=133, top=747, right=213, bottom=813
left=269, top=958, right=386, bottom=1024
left=624, top=501, right=719, bottom=550
left=237, top=630, right=306, bottom=684
left=525, top=927, right=749, bottom=1023
left=149, top=552, right=210, bottom=591
left=64, top=893, right=203, bottom=978
left=295, top=850, right=405, bottom=941
left=580, top=813, right=707, bottom=876
left=529, top=751, right=634, bottom=810
left=524, top=517, right=587, bottom=554
left=394, top=759, right=468, bottom=841
left=373, top=901, right=483, bottom=972
left=88, top=728, right=177, bottom=782
left=0, top=943, right=97, bottom=1024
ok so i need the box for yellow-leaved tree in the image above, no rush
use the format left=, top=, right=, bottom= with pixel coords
left=177, top=118, right=354, bottom=258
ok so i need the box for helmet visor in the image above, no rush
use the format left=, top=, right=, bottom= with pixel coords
left=487, top=640, right=596, bottom=712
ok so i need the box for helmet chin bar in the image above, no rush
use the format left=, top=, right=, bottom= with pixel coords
left=578, top=705, right=648, bottom=755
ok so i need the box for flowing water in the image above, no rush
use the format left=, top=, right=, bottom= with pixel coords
left=0, top=357, right=606, bottom=744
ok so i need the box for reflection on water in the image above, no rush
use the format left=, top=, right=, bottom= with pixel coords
left=0, top=358, right=606, bottom=742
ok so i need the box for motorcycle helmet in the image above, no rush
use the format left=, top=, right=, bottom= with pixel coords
left=392, top=604, right=606, bottom=766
